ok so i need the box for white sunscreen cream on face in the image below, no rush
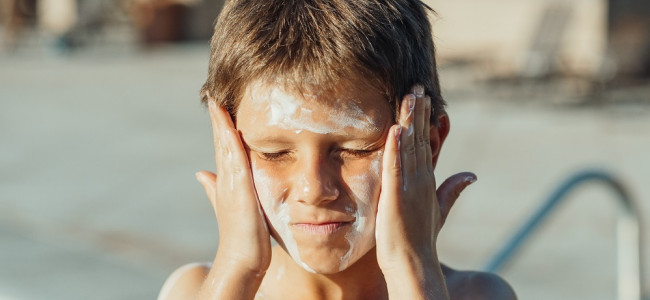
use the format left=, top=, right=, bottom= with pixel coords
left=339, top=150, right=382, bottom=271
left=251, top=164, right=316, bottom=273
left=246, top=83, right=384, bottom=273
left=250, top=84, right=379, bottom=135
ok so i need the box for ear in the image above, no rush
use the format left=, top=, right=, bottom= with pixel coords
left=429, top=114, right=450, bottom=170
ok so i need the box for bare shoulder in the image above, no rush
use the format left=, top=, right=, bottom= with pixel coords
left=442, top=264, right=517, bottom=300
left=157, top=262, right=212, bottom=300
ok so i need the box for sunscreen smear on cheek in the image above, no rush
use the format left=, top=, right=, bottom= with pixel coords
left=339, top=150, right=382, bottom=271
left=251, top=163, right=316, bottom=273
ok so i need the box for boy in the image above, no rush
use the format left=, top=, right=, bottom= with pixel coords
left=159, top=0, right=517, bottom=299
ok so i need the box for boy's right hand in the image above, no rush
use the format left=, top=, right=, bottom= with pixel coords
left=195, top=101, right=272, bottom=276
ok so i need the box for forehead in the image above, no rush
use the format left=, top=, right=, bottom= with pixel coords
left=236, top=80, right=392, bottom=137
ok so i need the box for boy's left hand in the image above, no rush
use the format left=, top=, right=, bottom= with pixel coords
left=375, top=86, right=476, bottom=297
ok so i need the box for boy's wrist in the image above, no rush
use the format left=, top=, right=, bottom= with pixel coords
left=380, top=243, right=438, bottom=273
left=196, top=256, right=267, bottom=300
left=382, top=248, right=449, bottom=300
left=214, top=252, right=269, bottom=278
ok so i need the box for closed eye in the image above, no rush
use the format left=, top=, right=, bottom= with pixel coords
left=339, top=148, right=375, bottom=159
left=259, top=151, right=291, bottom=161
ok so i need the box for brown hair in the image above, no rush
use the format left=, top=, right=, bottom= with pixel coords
left=200, top=0, right=445, bottom=123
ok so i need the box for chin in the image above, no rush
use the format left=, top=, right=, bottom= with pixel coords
left=303, top=261, right=346, bottom=275
left=300, top=248, right=353, bottom=274
left=280, top=237, right=375, bottom=274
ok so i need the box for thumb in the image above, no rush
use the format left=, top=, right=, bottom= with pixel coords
left=195, top=170, right=217, bottom=213
left=436, top=172, right=477, bottom=226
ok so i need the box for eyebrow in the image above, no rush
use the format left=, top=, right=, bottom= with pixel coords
left=244, top=131, right=388, bottom=151
left=241, top=136, right=294, bottom=148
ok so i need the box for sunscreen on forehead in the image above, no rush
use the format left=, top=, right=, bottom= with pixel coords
left=250, top=84, right=379, bottom=134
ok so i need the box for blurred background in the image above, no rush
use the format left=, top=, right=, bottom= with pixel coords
left=1, top=0, right=649, bottom=299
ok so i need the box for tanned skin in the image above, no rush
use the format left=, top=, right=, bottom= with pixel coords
left=159, top=86, right=517, bottom=300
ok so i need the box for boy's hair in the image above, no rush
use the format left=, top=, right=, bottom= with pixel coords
left=201, top=0, right=445, bottom=123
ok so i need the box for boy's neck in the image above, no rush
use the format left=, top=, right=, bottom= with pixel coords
left=266, top=246, right=388, bottom=299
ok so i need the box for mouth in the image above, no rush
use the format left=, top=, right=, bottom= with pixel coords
left=292, top=222, right=351, bottom=235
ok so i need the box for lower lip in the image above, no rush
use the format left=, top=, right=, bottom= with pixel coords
left=293, top=222, right=349, bottom=235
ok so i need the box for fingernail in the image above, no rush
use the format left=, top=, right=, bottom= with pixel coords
left=464, top=175, right=477, bottom=184
left=408, top=94, right=416, bottom=112
left=414, top=85, right=424, bottom=98
left=195, top=171, right=204, bottom=182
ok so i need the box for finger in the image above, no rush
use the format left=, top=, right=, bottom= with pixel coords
left=412, top=85, right=427, bottom=171
left=221, top=127, right=270, bottom=237
left=209, top=100, right=259, bottom=208
left=222, top=126, right=251, bottom=179
left=398, top=93, right=416, bottom=186
left=196, top=170, right=217, bottom=213
left=209, top=100, right=242, bottom=183
left=211, top=100, right=236, bottom=130
left=379, top=125, right=403, bottom=211
left=436, top=172, right=477, bottom=225
left=424, top=96, right=433, bottom=174
left=208, top=100, right=226, bottom=174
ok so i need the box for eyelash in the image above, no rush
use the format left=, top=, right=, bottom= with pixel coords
left=258, top=149, right=375, bottom=161
left=339, top=149, right=374, bottom=159
left=259, top=151, right=290, bottom=161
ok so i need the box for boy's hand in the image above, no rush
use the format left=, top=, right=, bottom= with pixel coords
left=195, top=101, right=272, bottom=276
left=375, top=86, right=476, bottom=299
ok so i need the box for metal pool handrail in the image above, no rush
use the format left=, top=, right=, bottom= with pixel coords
left=482, top=170, right=645, bottom=300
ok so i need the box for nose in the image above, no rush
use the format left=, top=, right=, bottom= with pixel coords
left=293, top=155, right=340, bottom=205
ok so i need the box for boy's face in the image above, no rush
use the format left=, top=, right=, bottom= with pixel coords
left=236, top=80, right=393, bottom=274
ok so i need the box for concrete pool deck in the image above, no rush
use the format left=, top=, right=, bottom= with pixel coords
left=1, top=44, right=649, bottom=299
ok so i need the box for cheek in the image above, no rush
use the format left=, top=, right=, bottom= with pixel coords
left=251, top=163, right=291, bottom=244
left=345, top=151, right=383, bottom=208
left=250, top=163, right=285, bottom=212
left=343, top=152, right=383, bottom=234
left=338, top=152, right=383, bottom=270
left=346, top=175, right=380, bottom=209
